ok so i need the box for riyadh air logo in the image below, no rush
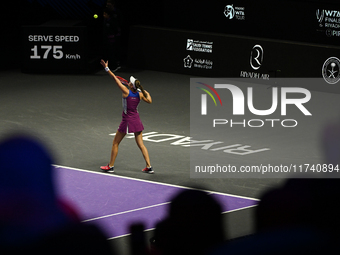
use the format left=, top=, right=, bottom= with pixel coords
left=224, top=5, right=235, bottom=19
left=196, top=82, right=222, bottom=115
left=322, top=57, right=340, bottom=84
left=250, top=45, right=263, bottom=70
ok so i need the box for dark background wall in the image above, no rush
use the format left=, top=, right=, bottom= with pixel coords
left=1, top=0, right=340, bottom=70
left=162, top=0, right=340, bottom=45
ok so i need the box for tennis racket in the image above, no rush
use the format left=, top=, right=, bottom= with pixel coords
left=116, top=76, right=129, bottom=86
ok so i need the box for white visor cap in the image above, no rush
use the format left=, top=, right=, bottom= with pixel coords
left=130, top=76, right=137, bottom=90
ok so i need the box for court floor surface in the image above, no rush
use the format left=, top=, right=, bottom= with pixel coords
left=1, top=67, right=340, bottom=253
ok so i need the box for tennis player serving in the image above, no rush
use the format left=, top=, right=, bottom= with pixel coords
left=100, top=59, right=153, bottom=174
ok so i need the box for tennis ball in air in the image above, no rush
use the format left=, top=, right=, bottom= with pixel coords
left=94, top=14, right=98, bottom=19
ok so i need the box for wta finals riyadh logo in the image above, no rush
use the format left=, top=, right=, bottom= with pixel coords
left=196, top=82, right=222, bottom=115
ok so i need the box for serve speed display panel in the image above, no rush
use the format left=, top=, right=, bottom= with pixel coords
left=21, top=21, right=87, bottom=73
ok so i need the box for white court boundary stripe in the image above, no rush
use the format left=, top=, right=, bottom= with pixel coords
left=82, top=202, right=171, bottom=223
left=83, top=200, right=257, bottom=223
left=106, top=204, right=259, bottom=240
left=54, top=165, right=259, bottom=240
left=53, top=164, right=260, bottom=202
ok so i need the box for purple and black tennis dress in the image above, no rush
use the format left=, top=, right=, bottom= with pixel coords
left=118, top=90, right=144, bottom=133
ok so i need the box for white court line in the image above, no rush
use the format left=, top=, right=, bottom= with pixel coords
left=54, top=164, right=259, bottom=240
left=53, top=164, right=260, bottom=202
left=107, top=228, right=156, bottom=240
left=222, top=204, right=258, bottom=214
left=82, top=202, right=170, bottom=223
left=105, top=205, right=259, bottom=240
left=106, top=205, right=259, bottom=240
left=82, top=199, right=257, bottom=223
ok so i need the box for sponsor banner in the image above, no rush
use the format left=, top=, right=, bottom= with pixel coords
left=128, top=26, right=217, bottom=77
left=316, top=8, right=340, bottom=38
left=128, top=26, right=340, bottom=93
left=163, top=1, right=340, bottom=46
left=186, top=39, right=213, bottom=53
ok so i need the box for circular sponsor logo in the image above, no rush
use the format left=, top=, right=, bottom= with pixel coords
left=322, top=57, right=340, bottom=84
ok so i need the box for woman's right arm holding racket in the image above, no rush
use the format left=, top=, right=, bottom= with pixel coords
left=100, top=59, right=129, bottom=97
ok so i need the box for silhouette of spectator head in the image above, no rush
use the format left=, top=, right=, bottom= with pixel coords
left=0, top=134, right=76, bottom=246
left=152, top=189, right=225, bottom=255
left=255, top=179, right=314, bottom=233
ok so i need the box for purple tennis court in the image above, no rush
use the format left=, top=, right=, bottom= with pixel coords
left=54, top=166, right=259, bottom=239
